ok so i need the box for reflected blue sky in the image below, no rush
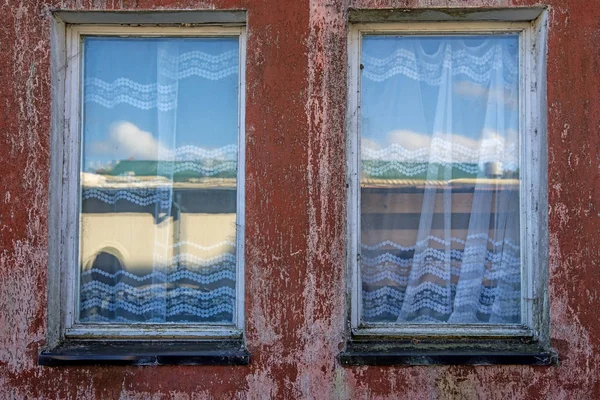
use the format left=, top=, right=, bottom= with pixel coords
left=82, top=37, right=239, bottom=172
left=361, top=35, right=519, bottom=154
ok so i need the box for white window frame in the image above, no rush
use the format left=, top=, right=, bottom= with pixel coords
left=347, top=20, right=548, bottom=339
left=49, top=23, right=246, bottom=342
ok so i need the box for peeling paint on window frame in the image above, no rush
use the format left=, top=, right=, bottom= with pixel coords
left=47, top=15, right=247, bottom=346
left=345, top=15, right=549, bottom=344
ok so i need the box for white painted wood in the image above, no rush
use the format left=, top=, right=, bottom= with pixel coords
left=348, top=8, right=546, bottom=23
left=236, top=29, right=247, bottom=331
left=55, top=23, right=246, bottom=340
left=519, top=24, right=531, bottom=331
left=353, top=324, right=532, bottom=338
left=528, top=14, right=549, bottom=342
left=47, top=16, right=67, bottom=348
left=347, top=25, right=361, bottom=330
left=524, top=21, right=535, bottom=335
left=347, top=19, right=548, bottom=339
left=64, top=26, right=82, bottom=333
left=68, top=25, right=243, bottom=37
left=66, top=325, right=242, bottom=340
left=353, top=21, right=530, bottom=34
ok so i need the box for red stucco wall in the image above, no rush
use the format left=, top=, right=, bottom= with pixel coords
left=1, top=0, right=599, bottom=398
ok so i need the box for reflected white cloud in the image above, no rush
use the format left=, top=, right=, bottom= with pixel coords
left=91, top=121, right=170, bottom=161
left=453, top=80, right=517, bottom=108
left=363, top=129, right=519, bottom=169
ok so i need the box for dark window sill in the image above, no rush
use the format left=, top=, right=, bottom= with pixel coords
left=338, top=339, right=557, bottom=366
left=39, top=340, right=250, bottom=366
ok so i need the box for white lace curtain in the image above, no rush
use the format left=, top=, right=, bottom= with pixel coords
left=360, top=36, right=521, bottom=324
left=79, top=37, right=239, bottom=324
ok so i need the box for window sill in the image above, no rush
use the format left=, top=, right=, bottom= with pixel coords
left=338, top=339, right=557, bottom=366
left=39, top=340, right=250, bottom=366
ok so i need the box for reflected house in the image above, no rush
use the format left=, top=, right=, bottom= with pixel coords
left=79, top=157, right=519, bottom=324
left=360, top=159, right=520, bottom=248
left=359, top=159, right=521, bottom=323
left=79, top=160, right=238, bottom=323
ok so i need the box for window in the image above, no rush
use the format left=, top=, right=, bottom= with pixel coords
left=42, top=13, right=248, bottom=365
left=343, top=16, right=552, bottom=365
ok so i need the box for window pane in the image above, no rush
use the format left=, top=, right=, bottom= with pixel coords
left=360, top=35, right=521, bottom=324
left=79, top=37, right=239, bottom=324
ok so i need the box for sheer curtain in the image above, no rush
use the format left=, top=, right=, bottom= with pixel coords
left=79, top=37, right=239, bottom=324
left=360, top=35, right=521, bottom=324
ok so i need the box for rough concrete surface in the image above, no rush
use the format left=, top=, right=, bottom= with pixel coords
left=1, top=0, right=599, bottom=398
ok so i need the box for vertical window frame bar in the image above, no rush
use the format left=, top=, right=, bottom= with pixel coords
left=235, top=28, right=247, bottom=331
left=347, top=25, right=362, bottom=329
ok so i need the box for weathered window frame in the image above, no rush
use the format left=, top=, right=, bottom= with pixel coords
left=42, top=11, right=248, bottom=366
left=342, top=9, right=553, bottom=365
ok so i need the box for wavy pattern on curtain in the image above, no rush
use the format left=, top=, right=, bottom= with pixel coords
left=360, top=35, right=521, bottom=324
left=79, top=37, right=239, bottom=324
left=362, top=44, right=518, bottom=86
left=85, top=50, right=239, bottom=110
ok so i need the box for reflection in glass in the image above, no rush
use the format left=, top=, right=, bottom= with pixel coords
left=79, top=37, right=239, bottom=324
left=360, top=35, right=521, bottom=324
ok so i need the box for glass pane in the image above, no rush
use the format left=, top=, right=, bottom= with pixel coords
left=79, top=37, right=239, bottom=324
left=360, top=35, right=521, bottom=324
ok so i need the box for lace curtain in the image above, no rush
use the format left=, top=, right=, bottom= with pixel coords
left=360, top=35, right=521, bottom=324
left=79, top=37, right=239, bottom=324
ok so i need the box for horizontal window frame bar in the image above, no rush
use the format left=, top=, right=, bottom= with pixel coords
left=348, top=8, right=545, bottom=23
left=353, top=324, right=532, bottom=339
left=39, top=340, right=249, bottom=366
left=354, top=21, right=531, bottom=35
left=69, top=24, right=244, bottom=37
left=339, top=339, right=556, bottom=366
left=65, top=325, right=243, bottom=340
left=53, top=10, right=247, bottom=26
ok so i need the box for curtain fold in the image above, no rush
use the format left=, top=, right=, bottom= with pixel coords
left=360, top=35, right=521, bottom=324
